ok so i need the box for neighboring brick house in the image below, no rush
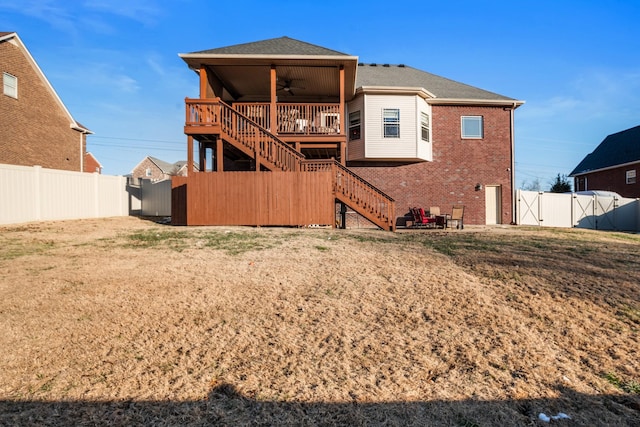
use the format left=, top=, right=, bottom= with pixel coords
left=84, top=152, right=102, bottom=174
left=0, top=32, right=92, bottom=172
left=177, top=37, right=523, bottom=228
left=570, top=125, right=640, bottom=198
left=131, top=156, right=193, bottom=182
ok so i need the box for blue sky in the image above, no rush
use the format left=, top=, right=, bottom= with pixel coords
left=2, top=0, right=639, bottom=189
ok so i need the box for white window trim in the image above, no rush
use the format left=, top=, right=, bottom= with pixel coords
left=626, top=169, right=636, bottom=184
left=461, top=115, right=483, bottom=139
left=420, top=112, right=430, bottom=142
left=383, top=108, right=400, bottom=138
left=3, top=72, right=17, bottom=99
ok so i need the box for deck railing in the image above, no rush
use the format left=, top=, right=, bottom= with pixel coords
left=186, top=98, right=304, bottom=172
left=233, top=102, right=340, bottom=135
left=233, top=103, right=271, bottom=130
left=185, top=99, right=394, bottom=230
left=302, top=159, right=395, bottom=230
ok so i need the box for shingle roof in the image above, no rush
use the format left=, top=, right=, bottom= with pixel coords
left=355, top=63, right=516, bottom=101
left=149, top=156, right=177, bottom=174
left=570, top=125, right=640, bottom=176
left=190, top=36, right=351, bottom=56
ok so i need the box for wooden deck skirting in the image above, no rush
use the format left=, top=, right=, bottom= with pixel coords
left=181, top=98, right=395, bottom=231
left=171, top=172, right=334, bottom=227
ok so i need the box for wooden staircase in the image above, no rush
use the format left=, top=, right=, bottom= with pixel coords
left=185, top=98, right=396, bottom=231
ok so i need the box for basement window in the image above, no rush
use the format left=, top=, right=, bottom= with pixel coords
left=3, top=72, right=17, bottom=98
left=383, top=108, right=400, bottom=138
left=461, top=116, right=483, bottom=139
left=626, top=169, right=636, bottom=184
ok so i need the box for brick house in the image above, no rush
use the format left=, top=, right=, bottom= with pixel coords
left=174, top=37, right=523, bottom=229
left=570, top=125, right=640, bottom=198
left=131, top=156, right=192, bottom=182
left=0, top=32, right=92, bottom=172
left=84, top=152, right=102, bottom=174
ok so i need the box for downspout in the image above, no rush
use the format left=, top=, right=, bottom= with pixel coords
left=510, top=102, right=517, bottom=225
left=80, top=132, right=84, bottom=172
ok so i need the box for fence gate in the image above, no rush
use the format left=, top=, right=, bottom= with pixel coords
left=517, top=190, right=541, bottom=226
left=517, top=190, right=639, bottom=232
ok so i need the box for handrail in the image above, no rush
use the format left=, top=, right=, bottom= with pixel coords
left=302, top=159, right=395, bottom=230
left=186, top=98, right=305, bottom=172
left=185, top=98, right=394, bottom=230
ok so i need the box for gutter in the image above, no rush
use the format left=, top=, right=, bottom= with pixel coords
left=71, top=124, right=94, bottom=172
left=569, top=159, right=640, bottom=177
left=429, top=98, right=525, bottom=107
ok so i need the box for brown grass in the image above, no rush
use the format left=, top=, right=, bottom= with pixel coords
left=0, top=217, right=639, bottom=426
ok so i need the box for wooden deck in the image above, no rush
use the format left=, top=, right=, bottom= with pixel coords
left=178, top=98, right=395, bottom=230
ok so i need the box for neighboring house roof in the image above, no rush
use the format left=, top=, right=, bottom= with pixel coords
left=355, top=63, right=521, bottom=104
left=189, top=36, right=350, bottom=57
left=0, top=32, right=92, bottom=134
left=131, top=156, right=196, bottom=175
left=148, top=156, right=176, bottom=174
left=570, top=125, right=640, bottom=176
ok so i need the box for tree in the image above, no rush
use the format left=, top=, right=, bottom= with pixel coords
left=521, top=178, right=542, bottom=191
left=549, top=173, right=572, bottom=193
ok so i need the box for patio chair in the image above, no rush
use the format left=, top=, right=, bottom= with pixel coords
left=429, top=206, right=446, bottom=228
left=410, top=207, right=437, bottom=228
left=446, top=205, right=465, bottom=229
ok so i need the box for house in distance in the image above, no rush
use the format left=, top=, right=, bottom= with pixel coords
left=173, top=36, right=524, bottom=229
left=570, top=125, right=640, bottom=198
left=0, top=32, right=93, bottom=172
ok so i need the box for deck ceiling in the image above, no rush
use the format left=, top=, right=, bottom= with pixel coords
left=181, top=55, right=358, bottom=102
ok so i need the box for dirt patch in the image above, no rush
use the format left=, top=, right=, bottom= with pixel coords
left=1, top=217, right=639, bottom=426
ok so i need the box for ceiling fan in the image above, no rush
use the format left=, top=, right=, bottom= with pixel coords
left=277, top=78, right=305, bottom=96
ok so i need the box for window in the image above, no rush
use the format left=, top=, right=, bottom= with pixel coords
left=145, top=168, right=152, bottom=177
left=461, top=116, right=483, bottom=139
left=626, top=169, right=636, bottom=184
left=3, top=72, right=17, bottom=98
left=383, top=108, right=400, bottom=138
left=421, top=112, right=430, bottom=142
left=349, top=111, right=361, bottom=141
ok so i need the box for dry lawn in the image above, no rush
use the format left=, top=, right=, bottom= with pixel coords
left=0, top=217, right=639, bottom=426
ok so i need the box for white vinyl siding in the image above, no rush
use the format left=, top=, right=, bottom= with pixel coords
left=416, top=97, right=432, bottom=161
left=364, top=94, right=417, bottom=159
left=348, top=94, right=432, bottom=161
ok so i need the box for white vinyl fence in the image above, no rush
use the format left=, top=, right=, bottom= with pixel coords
left=0, top=163, right=129, bottom=225
left=517, top=190, right=640, bottom=232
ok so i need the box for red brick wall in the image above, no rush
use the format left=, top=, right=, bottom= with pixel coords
left=0, top=39, right=84, bottom=171
left=84, top=152, right=102, bottom=173
left=574, top=165, right=640, bottom=198
left=131, top=158, right=167, bottom=182
left=347, top=105, right=514, bottom=225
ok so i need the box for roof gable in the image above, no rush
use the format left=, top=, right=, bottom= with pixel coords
left=0, top=32, right=91, bottom=133
left=570, top=125, right=640, bottom=175
left=190, top=36, right=351, bottom=57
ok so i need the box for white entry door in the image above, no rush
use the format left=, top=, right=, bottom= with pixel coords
left=485, top=185, right=501, bottom=225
